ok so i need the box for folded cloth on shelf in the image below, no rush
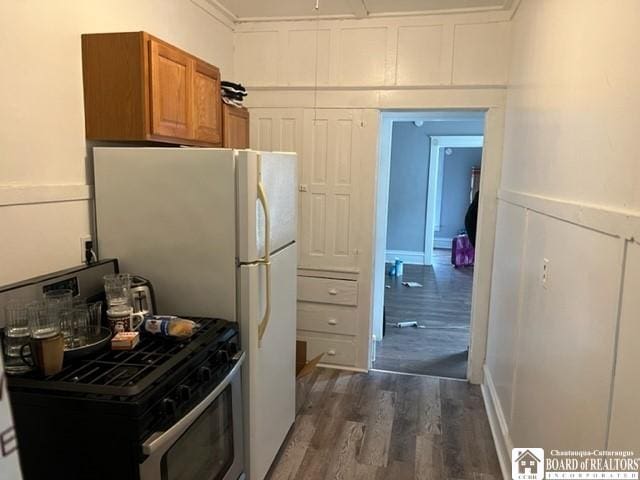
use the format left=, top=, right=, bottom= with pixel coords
left=221, top=80, right=247, bottom=107
left=222, top=86, right=247, bottom=97
left=221, top=80, right=247, bottom=94
left=222, top=97, right=244, bottom=108
left=222, top=91, right=246, bottom=101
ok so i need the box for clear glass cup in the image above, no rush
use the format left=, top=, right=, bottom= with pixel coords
left=59, top=309, right=75, bottom=349
left=44, top=289, right=73, bottom=347
left=27, top=300, right=60, bottom=339
left=103, top=273, right=132, bottom=307
left=87, top=302, right=103, bottom=340
left=72, top=307, right=90, bottom=347
left=60, top=307, right=91, bottom=348
left=4, top=299, right=32, bottom=374
left=44, top=289, right=73, bottom=318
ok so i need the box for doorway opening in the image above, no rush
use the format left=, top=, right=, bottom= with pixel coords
left=371, top=111, right=485, bottom=379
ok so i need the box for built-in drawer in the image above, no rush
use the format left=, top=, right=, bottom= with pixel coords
left=297, top=302, right=357, bottom=336
left=297, top=276, right=358, bottom=306
left=298, top=335, right=356, bottom=367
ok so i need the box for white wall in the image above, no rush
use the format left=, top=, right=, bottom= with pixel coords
left=0, top=0, right=233, bottom=286
left=239, top=9, right=511, bottom=378
left=483, top=0, right=640, bottom=473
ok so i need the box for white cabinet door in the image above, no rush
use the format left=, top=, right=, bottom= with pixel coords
left=299, top=109, right=366, bottom=271
left=249, top=108, right=304, bottom=154
left=248, top=107, right=379, bottom=272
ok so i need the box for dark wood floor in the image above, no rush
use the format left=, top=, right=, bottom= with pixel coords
left=267, top=368, right=501, bottom=480
left=375, top=250, right=473, bottom=379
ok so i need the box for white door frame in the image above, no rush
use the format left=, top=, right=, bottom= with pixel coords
left=425, top=135, right=484, bottom=263
left=371, top=109, right=502, bottom=384
left=371, top=111, right=484, bottom=343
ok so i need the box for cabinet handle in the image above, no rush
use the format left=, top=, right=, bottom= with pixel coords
left=327, top=350, right=336, bottom=356
left=328, top=318, right=337, bottom=325
left=328, top=288, right=338, bottom=295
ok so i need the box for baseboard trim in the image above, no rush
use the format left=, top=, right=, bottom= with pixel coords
left=481, top=364, right=512, bottom=480
left=385, top=250, right=424, bottom=265
left=434, top=237, right=452, bottom=249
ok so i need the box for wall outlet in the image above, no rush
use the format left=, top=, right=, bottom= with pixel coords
left=80, top=236, right=93, bottom=263
left=542, top=258, right=550, bottom=289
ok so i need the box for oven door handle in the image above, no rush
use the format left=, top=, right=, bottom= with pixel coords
left=141, top=351, right=245, bottom=456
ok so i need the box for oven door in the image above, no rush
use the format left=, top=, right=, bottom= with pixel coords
left=139, top=352, right=245, bottom=480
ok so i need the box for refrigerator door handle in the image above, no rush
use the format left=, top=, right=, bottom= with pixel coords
left=257, top=175, right=272, bottom=346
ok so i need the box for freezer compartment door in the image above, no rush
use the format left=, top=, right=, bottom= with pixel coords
left=238, top=244, right=296, bottom=480
left=237, top=151, right=297, bottom=263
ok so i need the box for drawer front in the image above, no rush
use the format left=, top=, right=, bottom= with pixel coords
left=299, top=335, right=356, bottom=367
left=297, top=303, right=357, bottom=335
left=297, top=277, right=358, bottom=306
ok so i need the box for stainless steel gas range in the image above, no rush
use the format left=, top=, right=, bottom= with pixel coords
left=2, top=262, right=246, bottom=480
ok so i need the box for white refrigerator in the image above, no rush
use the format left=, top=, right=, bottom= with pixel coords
left=93, top=147, right=297, bottom=480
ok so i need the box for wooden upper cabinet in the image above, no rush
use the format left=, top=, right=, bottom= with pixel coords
left=82, top=32, right=222, bottom=146
left=149, top=39, right=194, bottom=140
left=193, top=61, right=222, bottom=144
left=222, top=104, right=250, bottom=149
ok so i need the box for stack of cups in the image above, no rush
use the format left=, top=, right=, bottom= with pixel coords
left=44, top=289, right=73, bottom=348
left=104, top=274, right=142, bottom=333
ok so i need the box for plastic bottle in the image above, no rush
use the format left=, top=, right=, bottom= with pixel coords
left=141, top=316, right=199, bottom=338
left=395, top=258, right=404, bottom=277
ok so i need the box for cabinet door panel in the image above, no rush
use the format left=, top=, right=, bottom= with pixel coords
left=149, top=39, right=193, bottom=139
left=300, top=109, right=362, bottom=270
left=223, top=105, right=249, bottom=148
left=194, top=61, right=222, bottom=144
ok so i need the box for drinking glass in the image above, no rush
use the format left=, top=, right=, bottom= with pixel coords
left=27, top=300, right=60, bottom=339
left=103, top=274, right=132, bottom=307
left=60, top=309, right=75, bottom=349
left=4, top=300, right=32, bottom=374
left=87, top=302, right=103, bottom=340
left=44, top=289, right=73, bottom=320
left=60, top=307, right=91, bottom=348
left=72, top=307, right=90, bottom=347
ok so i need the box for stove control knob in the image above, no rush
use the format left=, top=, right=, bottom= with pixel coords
left=162, top=398, right=177, bottom=418
left=177, top=385, right=192, bottom=401
left=225, top=342, right=238, bottom=356
left=216, top=350, right=230, bottom=364
left=197, top=366, right=212, bottom=382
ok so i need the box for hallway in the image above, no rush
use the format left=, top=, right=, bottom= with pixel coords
left=267, top=368, right=501, bottom=480
left=374, top=250, right=472, bottom=378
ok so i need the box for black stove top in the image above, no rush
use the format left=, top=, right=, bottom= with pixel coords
left=8, top=317, right=238, bottom=398
left=8, top=316, right=241, bottom=480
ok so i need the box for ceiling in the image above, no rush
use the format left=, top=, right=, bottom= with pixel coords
left=216, top=0, right=514, bottom=20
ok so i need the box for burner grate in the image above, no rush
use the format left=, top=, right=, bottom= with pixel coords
left=8, top=318, right=234, bottom=398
